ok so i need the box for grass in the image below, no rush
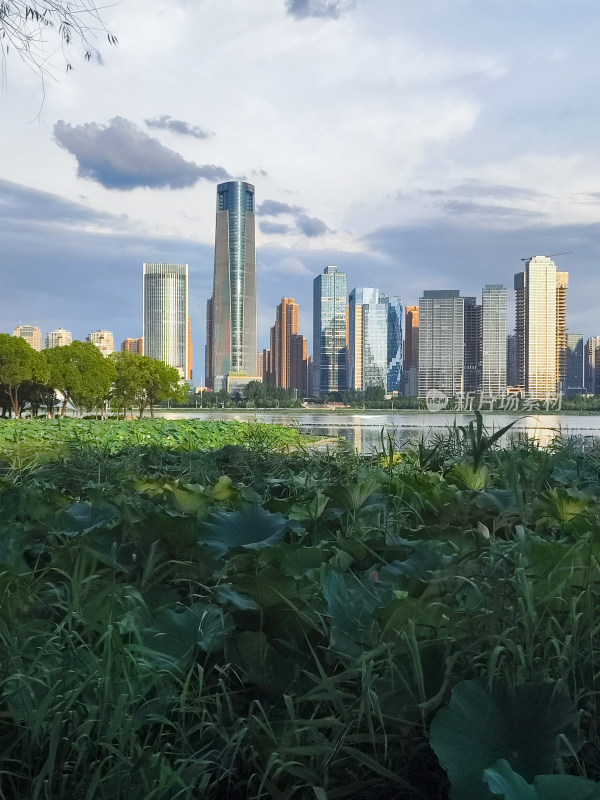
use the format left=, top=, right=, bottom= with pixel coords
left=0, top=417, right=600, bottom=798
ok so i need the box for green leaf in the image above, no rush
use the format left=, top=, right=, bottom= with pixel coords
left=484, top=760, right=600, bottom=800
left=55, top=501, right=118, bottom=535
left=429, top=680, right=579, bottom=800
left=198, top=504, right=290, bottom=556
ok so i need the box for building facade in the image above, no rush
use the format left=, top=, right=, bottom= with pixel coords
left=464, top=296, right=482, bottom=392
left=481, top=285, right=507, bottom=396
left=209, top=181, right=258, bottom=391
left=143, top=263, right=189, bottom=378
left=383, top=295, right=403, bottom=393
left=418, top=290, right=464, bottom=398
left=313, top=265, right=347, bottom=396
left=87, top=330, right=114, bottom=357
left=45, top=328, right=72, bottom=349
left=348, top=288, right=388, bottom=391
left=565, top=333, right=585, bottom=396
left=403, top=306, right=419, bottom=396
left=13, top=325, right=42, bottom=351
left=121, top=337, right=143, bottom=354
left=585, top=336, right=600, bottom=393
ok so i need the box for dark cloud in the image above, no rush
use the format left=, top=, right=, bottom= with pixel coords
left=144, top=115, right=213, bottom=139
left=285, top=0, right=354, bottom=20
left=296, top=214, right=330, bottom=237
left=259, top=220, right=293, bottom=235
left=417, top=182, right=542, bottom=203
left=258, top=199, right=304, bottom=216
left=54, top=117, right=231, bottom=190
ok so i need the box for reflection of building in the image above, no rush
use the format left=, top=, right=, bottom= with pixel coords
left=464, top=296, right=482, bottom=392
left=87, top=330, right=114, bottom=357
left=143, top=262, right=188, bottom=377
left=209, top=181, right=258, bottom=391
left=348, top=288, right=388, bottom=391
left=481, top=285, right=507, bottom=396
left=45, top=328, right=72, bottom=349
left=585, top=336, right=600, bottom=393
left=565, top=333, right=585, bottom=396
left=13, top=325, right=42, bottom=351
left=514, top=256, right=566, bottom=399
left=121, top=337, right=143, bottom=354
left=313, top=265, right=347, bottom=396
left=403, top=306, right=419, bottom=396
left=418, top=290, right=464, bottom=398
left=383, top=295, right=403, bottom=393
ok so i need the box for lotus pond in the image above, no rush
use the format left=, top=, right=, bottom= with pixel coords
left=1, top=416, right=600, bottom=799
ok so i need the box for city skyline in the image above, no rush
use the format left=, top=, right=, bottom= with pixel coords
left=3, top=2, right=600, bottom=364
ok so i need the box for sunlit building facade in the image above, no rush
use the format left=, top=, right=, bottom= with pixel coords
left=13, top=325, right=42, bottom=351
left=481, top=285, right=507, bottom=396
left=87, top=329, right=114, bottom=357
left=143, top=263, right=188, bottom=378
left=313, top=266, right=347, bottom=396
left=403, top=306, right=419, bottom=396
left=348, top=288, right=388, bottom=391
left=45, top=328, right=72, bottom=349
left=121, top=337, right=143, bottom=354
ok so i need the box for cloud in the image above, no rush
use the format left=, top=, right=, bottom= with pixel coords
left=296, top=213, right=330, bottom=237
left=144, top=115, right=213, bottom=139
left=260, top=255, right=314, bottom=277
left=259, top=220, right=293, bottom=235
left=285, top=0, right=355, bottom=20
left=54, top=117, right=231, bottom=190
left=258, top=199, right=303, bottom=216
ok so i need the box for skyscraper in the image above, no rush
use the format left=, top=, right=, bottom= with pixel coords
left=481, top=285, right=507, bottom=395
left=418, top=290, right=464, bottom=398
left=313, top=265, right=347, bottom=396
left=565, top=333, right=585, bottom=396
left=45, top=328, right=72, bottom=349
left=514, top=256, right=560, bottom=399
left=121, top=337, right=143, bottom=354
left=13, top=325, right=42, bottom=351
left=585, top=336, right=600, bottom=393
left=87, top=330, right=114, bottom=356
left=403, top=306, right=419, bottom=396
left=556, top=272, right=569, bottom=391
left=210, top=181, right=258, bottom=391
left=272, top=297, right=299, bottom=388
left=348, top=288, right=388, bottom=391
left=464, top=296, right=482, bottom=392
left=383, top=295, right=403, bottom=393
left=143, top=263, right=188, bottom=378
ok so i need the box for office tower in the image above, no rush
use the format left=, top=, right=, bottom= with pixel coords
left=143, top=263, right=188, bottom=378
left=513, top=271, right=527, bottom=389
left=464, top=296, right=482, bottom=392
left=210, top=181, right=258, bottom=391
left=121, top=337, right=143, bottom=354
left=418, top=290, right=464, bottom=398
left=313, top=265, right=347, bottom=396
left=87, top=330, right=114, bottom=357
left=187, top=317, right=193, bottom=381
left=585, top=336, right=600, bottom=393
left=481, top=285, right=507, bottom=395
left=45, top=328, right=72, bottom=349
left=506, top=334, right=518, bottom=388
left=403, top=306, right=419, bottom=396
left=289, top=333, right=308, bottom=396
left=13, top=325, right=42, bottom=351
left=565, top=333, right=585, bottom=396
left=348, top=288, right=388, bottom=391
left=205, top=298, right=213, bottom=389
left=556, top=272, right=569, bottom=391
left=272, top=297, right=300, bottom=388
left=383, top=295, right=403, bottom=393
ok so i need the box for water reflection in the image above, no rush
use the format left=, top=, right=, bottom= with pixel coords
left=156, top=410, right=600, bottom=452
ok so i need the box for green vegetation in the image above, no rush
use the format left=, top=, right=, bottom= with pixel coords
left=1, top=416, right=600, bottom=798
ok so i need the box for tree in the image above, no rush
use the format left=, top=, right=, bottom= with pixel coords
left=111, top=352, right=187, bottom=418
left=0, top=334, right=49, bottom=416
left=45, top=340, right=115, bottom=415
left=1, top=1, right=117, bottom=79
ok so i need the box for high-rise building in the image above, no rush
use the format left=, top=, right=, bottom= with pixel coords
left=418, top=290, right=464, bottom=398
left=514, top=258, right=568, bottom=399
left=205, top=298, right=214, bottom=389
left=187, top=317, right=193, bottom=381
left=403, top=306, right=419, bottom=396
left=348, top=288, right=388, bottom=391
left=45, top=328, right=72, bottom=349
left=143, top=263, right=188, bottom=377
left=209, top=181, right=258, bottom=391
left=481, top=285, right=507, bottom=396
left=313, top=265, right=348, bottom=396
left=383, top=295, right=403, bottom=393
left=585, top=336, right=600, bottom=393
left=87, top=330, right=114, bottom=357
left=13, top=325, right=42, bottom=351
left=565, top=333, right=585, bottom=396
left=272, top=297, right=299, bottom=388
left=506, top=333, right=518, bottom=388
left=289, top=333, right=308, bottom=396
left=464, top=296, right=482, bottom=392
left=121, top=337, right=143, bottom=354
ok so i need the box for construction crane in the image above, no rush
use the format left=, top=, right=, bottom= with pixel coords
left=520, top=251, right=573, bottom=262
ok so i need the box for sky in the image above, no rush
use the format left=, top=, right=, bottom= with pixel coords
left=3, top=0, right=600, bottom=378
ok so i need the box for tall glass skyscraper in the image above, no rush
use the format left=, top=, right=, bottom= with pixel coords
left=313, top=266, right=347, bottom=396
left=143, top=263, right=188, bottom=377
left=383, top=295, right=403, bottom=393
left=481, top=284, right=507, bottom=395
left=348, top=288, right=389, bottom=391
left=209, top=181, right=257, bottom=391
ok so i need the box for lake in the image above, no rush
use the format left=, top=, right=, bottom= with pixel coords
left=154, top=410, right=600, bottom=452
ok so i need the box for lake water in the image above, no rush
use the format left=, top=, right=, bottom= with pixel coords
left=155, top=410, right=600, bottom=452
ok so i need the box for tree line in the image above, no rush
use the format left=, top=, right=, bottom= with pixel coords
left=0, top=334, right=186, bottom=418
